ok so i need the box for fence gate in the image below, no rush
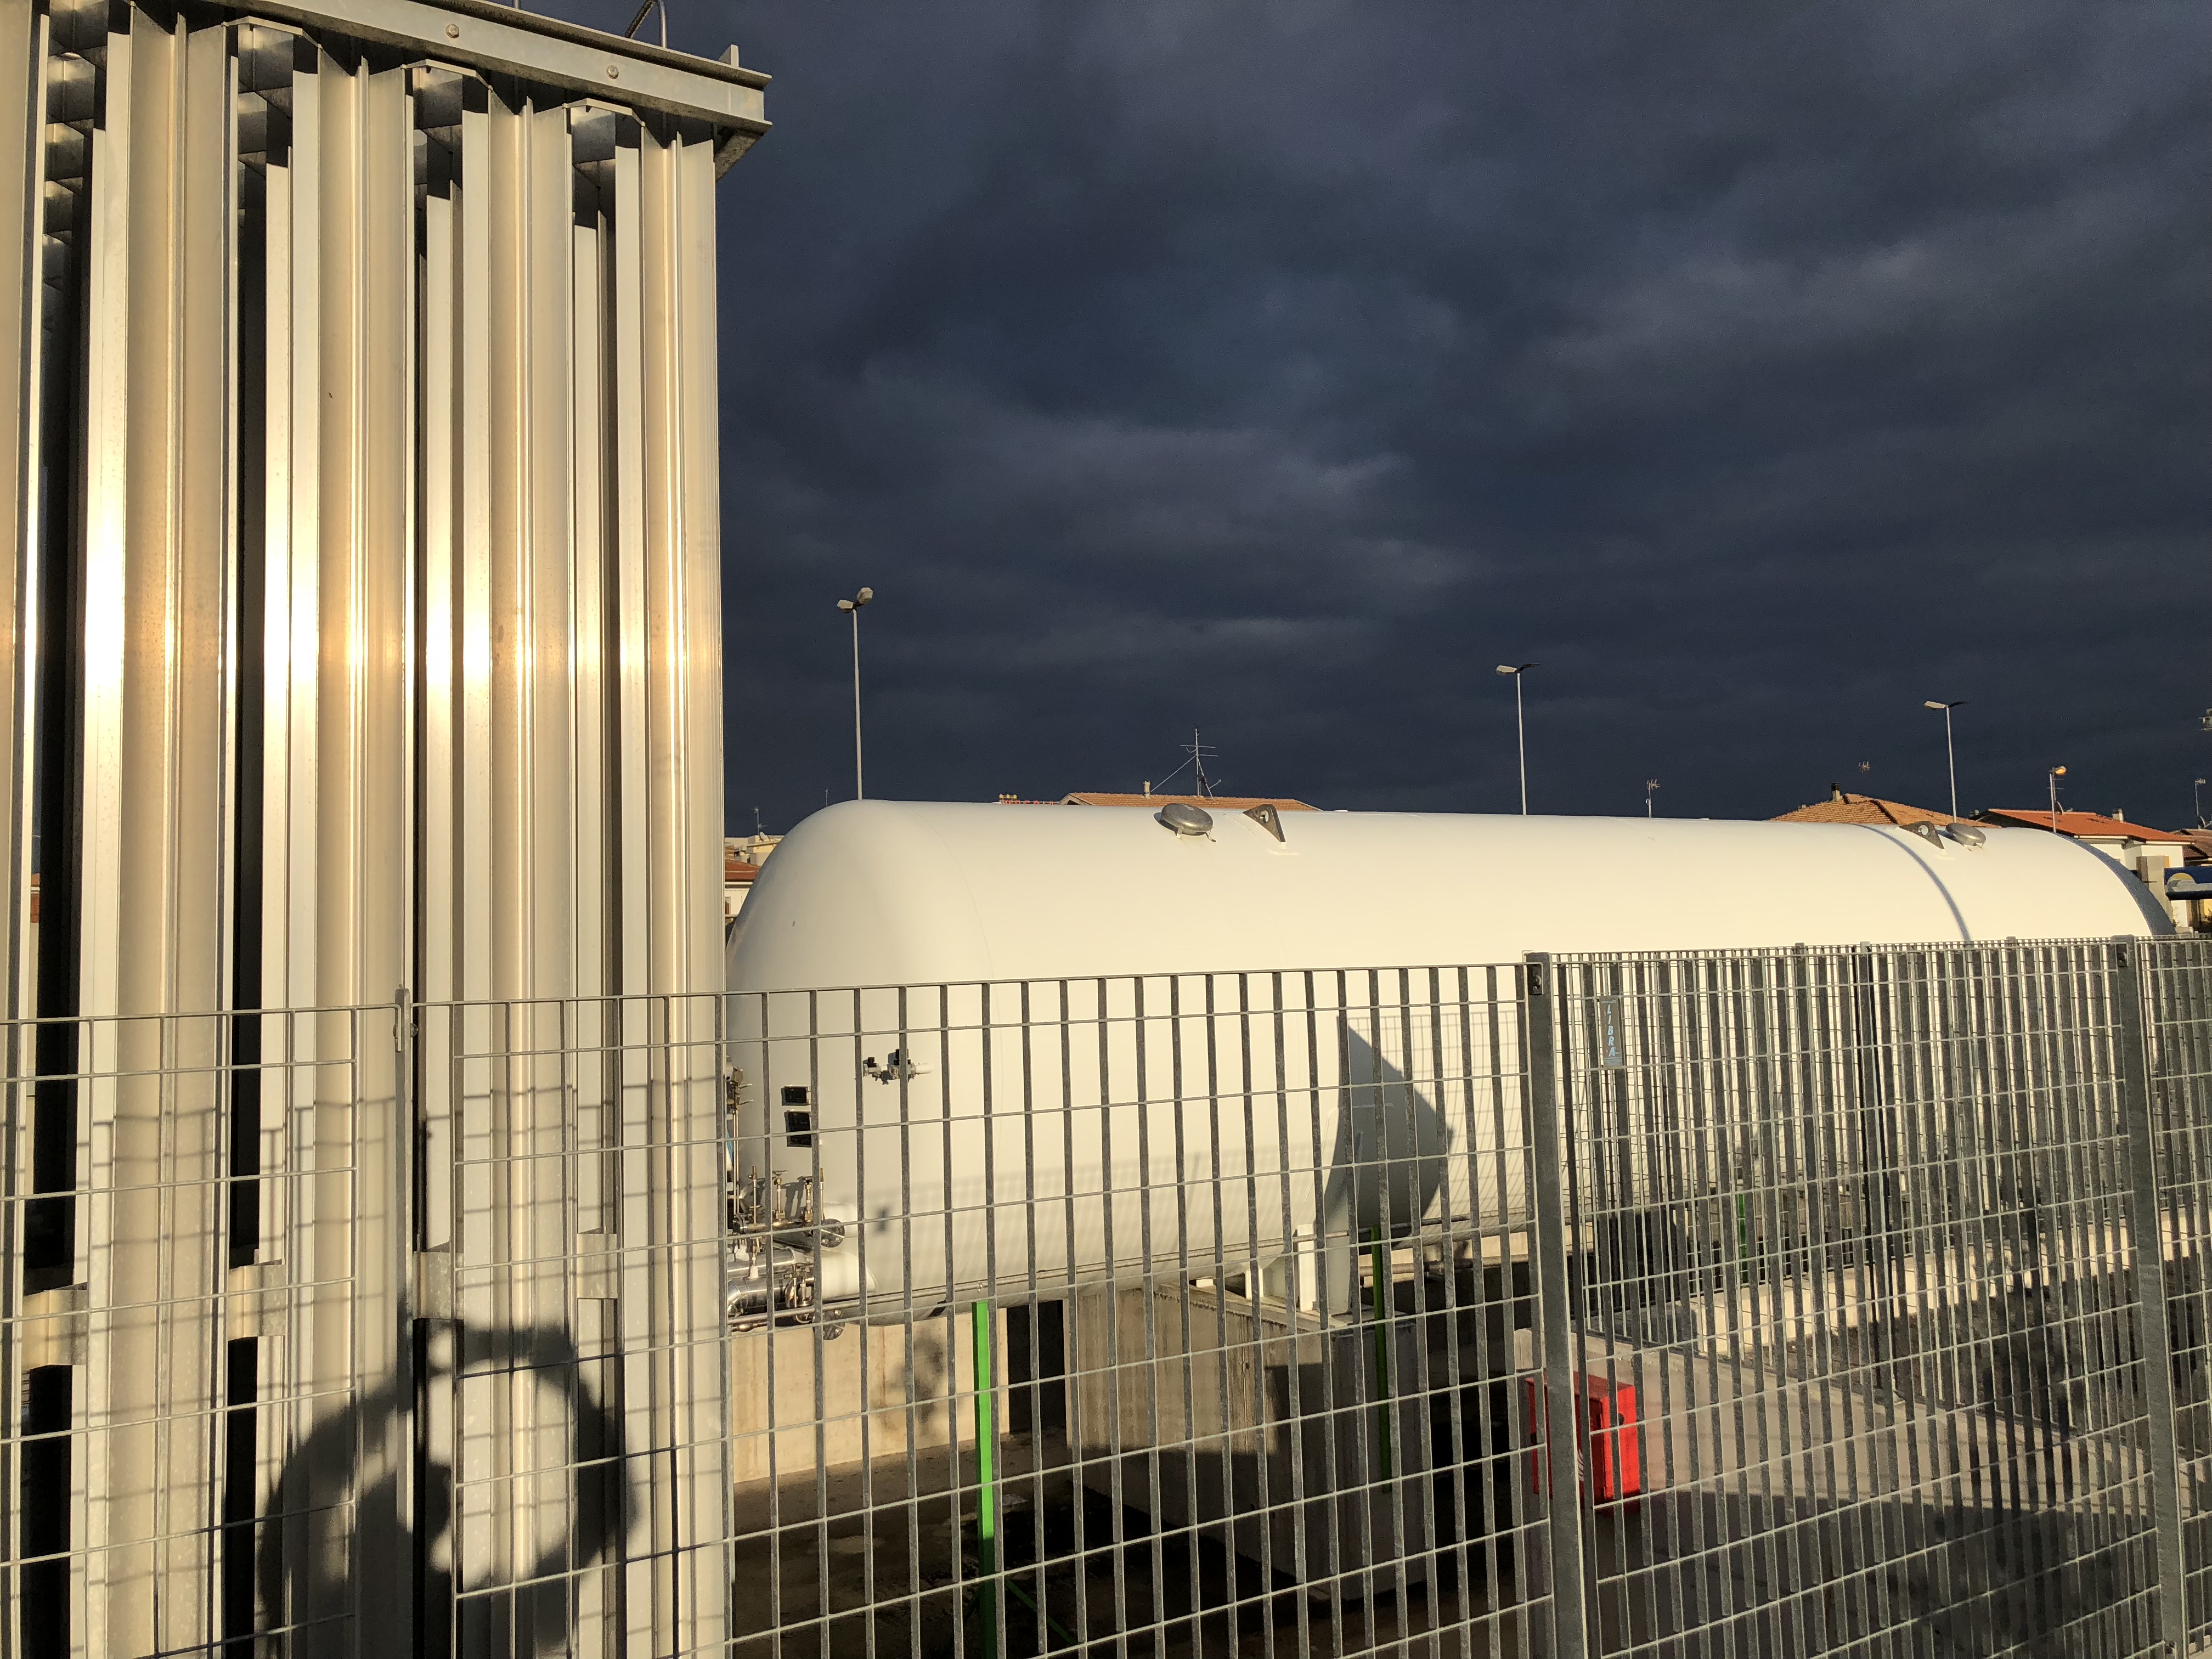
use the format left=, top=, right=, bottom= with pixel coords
left=1536, top=940, right=2205, bottom=1659
left=1, top=993, right=733, bottom=1659
left=2146, top=938, right=2212, bottom=1647
left=1, top=1003, right=408, bottom=1657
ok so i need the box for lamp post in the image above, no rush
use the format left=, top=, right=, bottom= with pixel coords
left=1923, top=699, right=1967, bottom=820
left=2195, top=777, right=2207, bottom=827
left=1494, top=663, right=1533, bottom=814
left=2047, top=764, right=2067, bottom=832
left=1645, top=778, right=1660, bottom=819
left=837, top=586, right=874, bottom=799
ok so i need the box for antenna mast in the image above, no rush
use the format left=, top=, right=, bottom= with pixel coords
left=1184, top=729, right=1220, bottom=798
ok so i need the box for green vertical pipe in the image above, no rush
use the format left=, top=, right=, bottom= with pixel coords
left=972, top=1301, right=999, bottom=1658
left=1367, top=1230, right=1394, bottom=1481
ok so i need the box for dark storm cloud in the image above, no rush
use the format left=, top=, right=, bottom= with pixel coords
left=571, top=0, right=2210, bottom=828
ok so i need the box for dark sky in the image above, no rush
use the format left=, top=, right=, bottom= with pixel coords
left=564, top=0, right=2211, bottom=832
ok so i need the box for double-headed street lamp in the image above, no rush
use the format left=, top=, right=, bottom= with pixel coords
left=1923, top=699, right=1968, bottom=819
left=1495, top=663, right=1533, bottom=815
left=837, top=587, right=874, bottom=799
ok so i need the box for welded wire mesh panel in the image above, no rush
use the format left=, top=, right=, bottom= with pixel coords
left=2142, top=936, right=2212, bottom=1642
left=424, top=992, right=731, bottom=1657
left=0, top=1003, right=397, bottom=1658
left=725, top=965, right=1559, bottom=1658
left=1550, top=944, right=2169, bottom=1659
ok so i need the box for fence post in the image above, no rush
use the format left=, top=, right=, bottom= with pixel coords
left=1525, top=953, right=1592, bottom=1659
left=2112, top=938, right=2188, bottom=1655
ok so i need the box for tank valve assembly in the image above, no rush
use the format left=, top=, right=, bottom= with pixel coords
left=728, top=1170, right=849, bottom=1332
left=862, top=1047, right=922, bottom=1084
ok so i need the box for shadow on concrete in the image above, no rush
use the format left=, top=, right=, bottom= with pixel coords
left=732, top=1323, right=2182, bottom=1659
left=1583, top=1486, right=2157, bottom=1659
left=730, top=1422, right=1546, bottom=1659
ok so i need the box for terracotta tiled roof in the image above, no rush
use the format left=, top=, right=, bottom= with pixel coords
left=1977, top=809, right=2197, bottom=844
left=1057, top=792, right=1319, bottom=811
left=724, top=856, right=761, bottom=884
left=1770, top=794, right=1960, bottom=828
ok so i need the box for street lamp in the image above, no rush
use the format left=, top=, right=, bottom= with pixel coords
left=1494, top=663, right=1533, bottom=814
left=1645, top=778, right=1660, bottom=819
left=837, top=586, right=874, bottom=799
left=2047, top=764, right=2067, bottom=832
left=2195, top=777, right=2207, bottom=827
left=1923, top=699, right=1968, bottom=820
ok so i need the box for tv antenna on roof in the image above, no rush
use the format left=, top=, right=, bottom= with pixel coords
left=1152, top=729, right=1220, bottom=798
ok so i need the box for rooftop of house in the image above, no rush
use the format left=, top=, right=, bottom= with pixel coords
left=1056, top=792, right=1319, bottom=811
left=1770, top=790, right=1961, bottom=828
left=1977, top=808, right=2197, bottom=845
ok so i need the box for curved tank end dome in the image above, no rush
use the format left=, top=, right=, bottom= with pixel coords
left=729, top=801, right=2170, bottom=993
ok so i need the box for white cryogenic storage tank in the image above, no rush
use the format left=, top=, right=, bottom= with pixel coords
left=725, top=801, right=2168, bottom=1322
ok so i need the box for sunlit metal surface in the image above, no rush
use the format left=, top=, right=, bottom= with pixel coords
left=1, top=0, right=757, bottom=1648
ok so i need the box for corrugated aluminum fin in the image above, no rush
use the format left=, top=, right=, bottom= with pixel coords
left=2, top=1, right=757, bottom=1650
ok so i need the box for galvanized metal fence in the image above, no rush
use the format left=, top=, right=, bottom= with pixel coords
left=0, top=991, right=731, bottom=1659
left=2147, top=938, right=2212, bottom=1649
left=1541, top=940, right=2186, bottom=1659
left=726, top=965, right=1550, bottom=1659
left=3, top=1002, right=404, bottom=1658
left=726, top=938, right=2212, bottom=1659
left=419, top=995, right=731, bottom=1657
left=7, top=940, right=2212, bottom=1657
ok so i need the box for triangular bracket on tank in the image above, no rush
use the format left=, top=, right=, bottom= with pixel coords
left=1245, top=804, right=1284, bottom=842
